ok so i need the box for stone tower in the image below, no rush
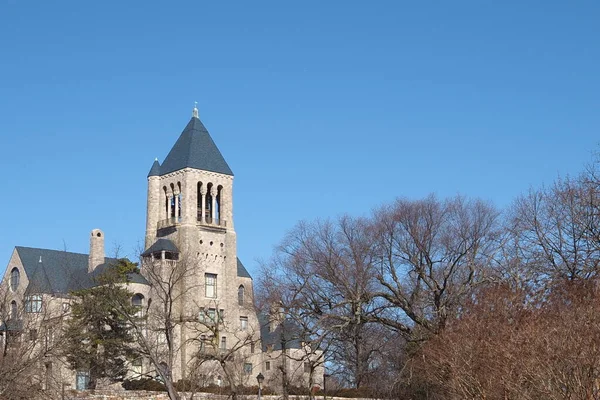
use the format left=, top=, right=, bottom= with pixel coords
left=142, top=106, right=258, bottom=381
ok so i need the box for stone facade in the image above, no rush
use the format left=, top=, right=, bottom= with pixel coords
left=0, top=108, right=323, bottom=395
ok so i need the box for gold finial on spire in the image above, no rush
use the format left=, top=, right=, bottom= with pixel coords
left=193, top=101, right=199, bottom=118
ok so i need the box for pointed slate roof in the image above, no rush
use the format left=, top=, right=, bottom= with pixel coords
left=148, top=159, right=161, bottom=177
left=160, top=116, right=233, bottom=176
left=237, top=258, right=252, bottom=279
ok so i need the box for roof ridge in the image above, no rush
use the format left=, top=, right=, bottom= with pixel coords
left=16, top=246, right=89, bottom=257
left=16, top=246, right=120, bottom=261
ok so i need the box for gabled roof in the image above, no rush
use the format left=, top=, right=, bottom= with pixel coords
left=15, top=247, right=148, bottom=295
left=141, top=238, right=179, bottom=257
left=160, top=117, right=233, bottom=176
left=237, top=258, right=251, bottom=279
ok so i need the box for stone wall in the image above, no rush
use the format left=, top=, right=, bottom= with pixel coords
left=69, top=390, right=373, bottom=400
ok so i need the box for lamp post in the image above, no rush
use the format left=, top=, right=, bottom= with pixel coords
left=256, top=372, right=265, bottom=400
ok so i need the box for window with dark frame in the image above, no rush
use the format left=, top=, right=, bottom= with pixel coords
left=304, top=362, right=311, bottom=373
left=25, top=294, right=42, bottom=313
left=238, top=285, right=245, bottom=305
left=10, top=301, right=17, bottom=319
left=205, top=273, right=217, bottom=298
left=243, top=363, right=252, bottom=374
left=132, top=293, right=144, bottom=317
left=10, top=268, right=19, bottom=292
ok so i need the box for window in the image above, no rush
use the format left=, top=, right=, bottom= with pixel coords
left=10, top=268, right=19, bottom=292
left=220, top=336, right=227, bottom=351
left=238, top=285, right=245, bottom=305
left=132, top=294, right=144, bottom=317
left=158, top=332, right=167, bottom=346
left=265, top=361, right=271, bottom=371
left=240, top=316, right=248, bottom=330
left=205, top=273, right=217, bottom=298
left=199, top=335, right=206, bottom=353
left=207, top=308, right=216, bottom=322
left=76, top=371, right=90, bottom=390
left=199, top=308, right=218, bottom=324
left=132, top=358, right=143, bottom=376
left=243, top=363, right=253, bottom=375
left=25, top=295, right=42, bottom=313
left=304, top=362, right=311, bottom=373
left=45, top=327, right=54, bottom=350
left=250, top=343, right=255, bottom=353
left=132, top=293, right=144, bottom=307
left=29, top=329, right=38, bottom=341
left=45, top=362, right=53, bottom=391
left=10, top=301, right=17, bottom=320
left=159, top=362, right=171, bottom=380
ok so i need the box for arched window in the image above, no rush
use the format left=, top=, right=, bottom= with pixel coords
left=10, top=268, right=19, bottom=292
left=238, top=285, right=245, bottom=306
left=158, top=361, right=170, bottom=380
left=132, top=294, right=145, bottom=317
left=10, top=300, right=17, bottom=319
left=197, top=182, right=204, bottom=221
left=206, top=183, right=213, bottom=223
left=163, top=186, right=169, bottom=219
left=176, top=182, right=182, bottom=219
left=216, top=185, right=223, bottom=224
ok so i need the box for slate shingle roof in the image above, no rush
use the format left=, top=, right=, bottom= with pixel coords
left=258, top=313, right=304, bottom=351
left=141, top=239, right=179, bottom=257
left=148, top=159, right=161, bottom=177
left=15, top=247, right=148, bottom=295
left=237, top=258, right=251, bottom=279
left=159, top=117, right=233, bottom=176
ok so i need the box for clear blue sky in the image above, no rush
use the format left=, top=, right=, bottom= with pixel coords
left=1, top=1, right=599, bottom=277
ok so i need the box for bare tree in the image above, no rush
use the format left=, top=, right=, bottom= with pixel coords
left=0, top=285, right=67, bottom=399
left=186, top=304, right=258, bottom=400
left=102, top=252, right=200, bottom=400
left=418, top=278, right=600, bottom=400
left=509, top=174, right=600, bottom=283
left=372, top=195, right=501, bottom=336
left=259, top=215, right=386, bottom=391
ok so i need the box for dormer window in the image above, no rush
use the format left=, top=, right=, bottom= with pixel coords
left=10, top=268, right=19, bottom=292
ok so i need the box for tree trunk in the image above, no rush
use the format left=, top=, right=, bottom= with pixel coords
left=164, top=376, right=180, bottom=400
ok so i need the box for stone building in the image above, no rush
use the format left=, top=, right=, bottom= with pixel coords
left=0, top=230, right=150, bottom=391
left=0, top=106, right=323, bottom=393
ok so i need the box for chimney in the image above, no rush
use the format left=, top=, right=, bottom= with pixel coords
left=89, top=229, right=105, bottom=273
left=269, top=302, right=285, bottom=332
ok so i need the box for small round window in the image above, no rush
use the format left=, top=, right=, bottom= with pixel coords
left=10, top=268, right=20, bottom=292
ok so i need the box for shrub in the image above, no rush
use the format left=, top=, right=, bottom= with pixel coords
left=122, top=378, right=167, bottom=392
